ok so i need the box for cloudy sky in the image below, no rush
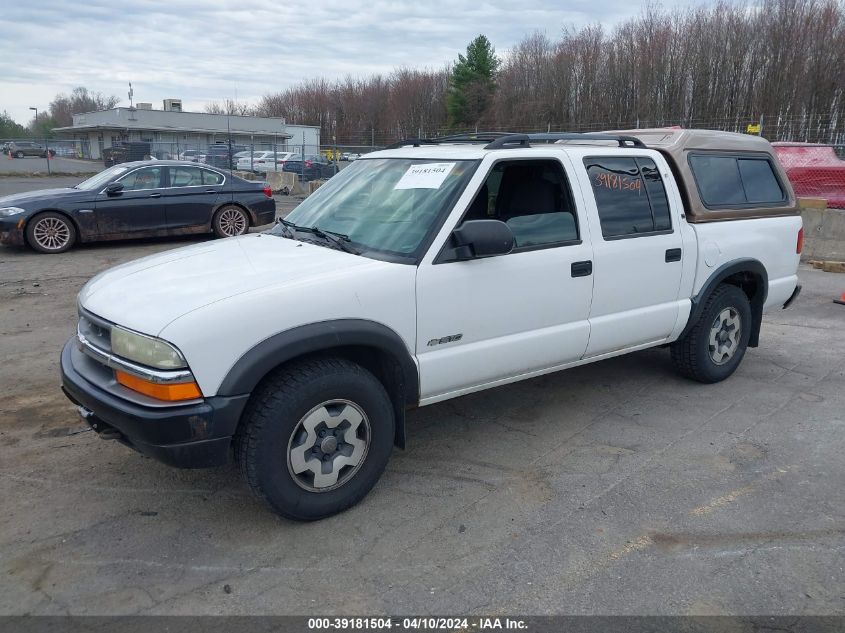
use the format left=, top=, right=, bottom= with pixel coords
left=1, top=0, right=701, bottom=126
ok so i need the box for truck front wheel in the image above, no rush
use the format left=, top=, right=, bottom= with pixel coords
left=234, top=357, right=395, bottom=520
left=671, top=284, right=752, bottom=383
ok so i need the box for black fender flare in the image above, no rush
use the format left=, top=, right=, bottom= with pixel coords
left=217, top=319, right=419, bottom=447
left=680, top=258, right=768, bottom=347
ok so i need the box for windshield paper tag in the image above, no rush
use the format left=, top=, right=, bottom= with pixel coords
left=394, top=163, right=456, bottom=189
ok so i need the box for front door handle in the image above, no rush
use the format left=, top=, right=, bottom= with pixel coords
left=206, top=189, right=217, bottom=194
left=149, top=192, right=162, bottom=198
left=571, top=260, right=593, bottom=277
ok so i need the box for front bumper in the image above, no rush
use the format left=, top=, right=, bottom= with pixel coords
left=60, top=339, right=249, bottom=468
left=0, top=216, right=26, bottom=246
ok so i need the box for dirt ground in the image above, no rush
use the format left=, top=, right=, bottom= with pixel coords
left=0, top=177, right=843, bottom=616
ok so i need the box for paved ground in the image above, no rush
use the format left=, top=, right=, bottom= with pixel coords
left=0, top=156, right=101, bottom=176
left=0, top=177, right=843, bottom=616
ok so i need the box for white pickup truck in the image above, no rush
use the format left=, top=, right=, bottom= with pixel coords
left=61, top=129, right=803, bottom=520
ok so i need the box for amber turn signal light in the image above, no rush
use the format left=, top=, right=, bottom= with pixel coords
left=115, top=370, right=202, bottom=401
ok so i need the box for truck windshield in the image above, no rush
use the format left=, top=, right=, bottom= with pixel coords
left=271, top=158, right=478, bottom=262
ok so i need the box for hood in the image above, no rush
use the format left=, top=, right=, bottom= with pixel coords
left=79, top=233, right=391, bottom=335
left=0, top=188, right=87, bottom=207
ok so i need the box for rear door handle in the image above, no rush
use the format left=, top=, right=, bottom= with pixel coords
left=665, top=248, right=682, bottom=262
left=571, top=260, right=593, bottom=277
left=206, top=189, right=217, bottom=194
left=149, top=192, right=162, bottom=198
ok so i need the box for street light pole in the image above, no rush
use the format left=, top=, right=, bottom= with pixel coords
left=29, top=106, right=51, bottom=175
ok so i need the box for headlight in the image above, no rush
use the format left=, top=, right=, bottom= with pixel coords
left=110, top=326, right=188, bottom=369
left=0, top=207, right=25, bottom=217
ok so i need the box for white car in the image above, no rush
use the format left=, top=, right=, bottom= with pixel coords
left=236, top=151, right=273, bottom=172
left=62, top=129, right=802, bottom=520
left=179, top=150, right=201, bottom=162
left=253, top=151, right=296, bottom=173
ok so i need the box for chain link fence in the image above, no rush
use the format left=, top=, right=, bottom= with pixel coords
left=5, top=117, right=844, bottom=206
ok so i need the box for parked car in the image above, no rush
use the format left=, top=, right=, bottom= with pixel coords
left=103, top=142, right=150, bottom=167
left=0, top=161, right=275, bottom=254
left=179, top=150, right=201, bottom=162
left=6, top=141, right=54, bottom=158
left=772, top=142, right=845, bottom=209
left=58, top=129, right=802, bottom=520
left=204, top=144, right=247, bottom=169
left=236, top=151, right=273, bottom=172
left=282, top=154, right=336, bottom=181
left=53, top=146, right=79, bottom=157
left=252, top=151, right=296, bottom=174
left=346, top=153, right=362, bottom=161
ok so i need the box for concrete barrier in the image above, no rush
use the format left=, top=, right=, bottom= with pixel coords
left=233, top=170, right=256, bottom=181
left=801, top=205, right=845, bottom=262
left=265, top=171, right=297, bottom=194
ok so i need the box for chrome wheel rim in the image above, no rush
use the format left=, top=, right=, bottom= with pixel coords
left=286, top=399, right=370, bottom=493
left=219, top=208, right=247, bottom=236
left=708, top=307, right=741, bottom=365
left=33, top=217, right=71, bottom=251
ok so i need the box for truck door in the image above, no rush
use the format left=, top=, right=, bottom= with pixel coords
left=577, top=153, right=686, bottom=357
left=415, top=156, right=594, bottom=402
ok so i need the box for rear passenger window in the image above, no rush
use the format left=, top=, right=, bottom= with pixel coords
left=202, top=169, right=225, bottom=185
left=689, top=154, right=785, bottom=206
left=584, top=157, right=672, bottom=238
left=170, top=167, right=203, bottom=187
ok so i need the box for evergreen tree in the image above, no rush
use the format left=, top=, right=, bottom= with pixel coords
left=447, top=35, right=499, bottom=128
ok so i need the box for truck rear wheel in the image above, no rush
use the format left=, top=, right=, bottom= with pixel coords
left=671, top=284, right=752, bottom=383
left=234, top=357, right=394, bottom=520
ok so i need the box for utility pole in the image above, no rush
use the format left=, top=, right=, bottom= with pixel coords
left=29, top=106, right=50, bottom=175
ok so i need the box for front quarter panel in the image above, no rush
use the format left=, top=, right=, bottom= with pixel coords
left=158, top=259, right=418, bottom=397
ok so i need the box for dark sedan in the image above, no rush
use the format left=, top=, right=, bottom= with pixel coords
left=0, top=161, right=276, bottom=254
left=282, top=155, right=337, bottom=181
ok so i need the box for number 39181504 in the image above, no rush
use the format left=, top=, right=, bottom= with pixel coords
left=594, top=172, right=642, bottom=194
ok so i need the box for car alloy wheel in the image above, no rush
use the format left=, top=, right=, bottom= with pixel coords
left=218, top=207, right=248, bottom=237
left=32, top=216, right=72, bottom=252
left=286, top=399, right=371, bottom=492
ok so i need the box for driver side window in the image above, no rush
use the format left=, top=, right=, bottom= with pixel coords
left=118, top=167, right=163, bottom=191
left=462, top=159, right=579, bottom=249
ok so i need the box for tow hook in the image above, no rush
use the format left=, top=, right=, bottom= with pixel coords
left=77, top=406, right=122, bottom=440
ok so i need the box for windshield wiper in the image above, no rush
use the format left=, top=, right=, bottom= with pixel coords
left=277, top=218, right=359, bottom=255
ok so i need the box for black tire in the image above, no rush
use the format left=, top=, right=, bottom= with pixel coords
left=14, top=151, right=24, bottom=159
left=25, top=211, right=77, bottom=254
left=234, top=357, right=395, bottom=520
left=671, top=284, right=752, bottom=383
left=212, top=205, right=250, bottom=238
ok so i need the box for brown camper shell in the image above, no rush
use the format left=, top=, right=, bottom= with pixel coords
left=604, top=128, right=800, bottom=223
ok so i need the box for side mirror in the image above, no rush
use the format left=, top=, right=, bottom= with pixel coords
left=105, top=182, right=124, bottom=196
left=450, top=219, right=514, bottom=261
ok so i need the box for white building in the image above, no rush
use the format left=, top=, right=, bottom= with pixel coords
left=53, top=103, right=321, bottom=159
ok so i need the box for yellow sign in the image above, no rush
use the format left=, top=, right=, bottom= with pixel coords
left=747, top=123, right=761, bottom=134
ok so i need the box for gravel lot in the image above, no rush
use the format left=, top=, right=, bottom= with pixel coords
left=0, top=156, right=101, bottom=176
left=0, top=177, right=843, bottom=616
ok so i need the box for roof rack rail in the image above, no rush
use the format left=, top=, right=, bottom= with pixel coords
left=385, top=138, right=440, bottom=149
left=484, top=132, right=647, bottom=150
left=386, top=132, right=523, bottom=149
